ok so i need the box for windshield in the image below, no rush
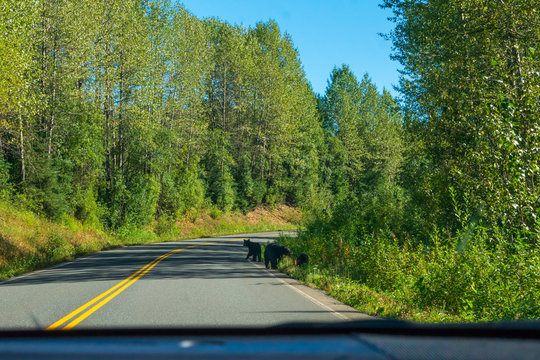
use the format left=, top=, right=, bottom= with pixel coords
left=0, top=0, right=538, bottom=331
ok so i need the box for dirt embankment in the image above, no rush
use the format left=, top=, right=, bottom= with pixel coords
left=175, top=205, right=300, bottom=238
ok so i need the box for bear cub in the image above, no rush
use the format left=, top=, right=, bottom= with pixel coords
left=296, top=253, right=309, bottom=267
left=264, top=243, right=290, bottom=269
left=243, top=239, right=261, bottom=262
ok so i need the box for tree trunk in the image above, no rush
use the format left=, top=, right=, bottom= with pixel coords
left=18, top=104, right=25, bottom=182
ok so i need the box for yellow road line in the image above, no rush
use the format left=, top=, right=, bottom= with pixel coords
left=62, top=248, right=187, bottom=330
left=45, top=254, right=167, bottom=330
left=46, top=233, right=281, bottom=330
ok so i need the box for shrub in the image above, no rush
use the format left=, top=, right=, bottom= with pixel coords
left=279, top=220, right=540, bottom=321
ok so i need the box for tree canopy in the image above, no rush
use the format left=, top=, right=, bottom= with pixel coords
left=0, top=0, right=326, bottom=228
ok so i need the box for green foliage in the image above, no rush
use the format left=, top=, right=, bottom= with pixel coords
left=315, top=67, right=405, bottom=236
left=382, top=0, right=540, bottom=236
left=157, top=171, right=182, bottom=216
left=71, top=186, right=102, bottom=228
left=106, top=174, right=160, bottom=229
left=126, top=175, right=160, bottom=227
left=234, top=154, right=256, bottom=210
left=0, top=1, right=322, bottom=228
left=0, top=155, right=11, bottom=199
left=205, top=130, right=236, bottom=211
left=176, top=163, right=206, bottom=214
left=277, top=1, right=539, bottom=323
left=26, top=158, right=73, bottom=220
left=280, top=224, right=540, bottom=321
left=1, top=0, right=538, bottom=324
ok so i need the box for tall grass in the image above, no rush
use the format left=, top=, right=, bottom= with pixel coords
left=0, top=202, right=112, bottom=279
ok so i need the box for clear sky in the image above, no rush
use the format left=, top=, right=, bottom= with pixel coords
left=179, top=0, right=400, bottom=96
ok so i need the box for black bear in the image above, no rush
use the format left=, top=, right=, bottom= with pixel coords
left=243, top=239, right=261, bottom=262
left=264, top=243, right=290, bottom=269
left=296, top=253, right=309, bottom=267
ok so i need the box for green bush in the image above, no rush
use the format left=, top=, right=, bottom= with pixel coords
left=208, top=208, right=222, bottom=219
left=279, top=221, right=540, bottom=321
left=105, top=174, right=160, bottom=229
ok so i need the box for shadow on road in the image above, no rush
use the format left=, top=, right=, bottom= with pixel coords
left=0, top=240, right=280, bottom=287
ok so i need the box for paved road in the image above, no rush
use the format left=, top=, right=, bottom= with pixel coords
left=0, top=232, right=369, bottom=330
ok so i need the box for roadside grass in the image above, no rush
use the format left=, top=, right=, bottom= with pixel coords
left=0, top=202, right=113, bottom=280
left=0, top=202, right=299, bottom=280
left=159, top=205, right=299, bottom=242
left=278, top=258, right=463, bottom=322
left=277, top=230, right=540, bottom=323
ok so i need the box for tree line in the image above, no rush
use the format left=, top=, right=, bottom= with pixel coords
left=0, top=0, right=327, bottom=228
left=277, top=0, right=539, bottom=321
left=304, top=0, right=539, bottom=247
left=2, top=0, right=537, bottom=253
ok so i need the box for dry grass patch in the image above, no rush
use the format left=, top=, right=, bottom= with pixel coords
left=172, top=205, right=300, bottom=240
left=0, top=202, right=112, bottom=280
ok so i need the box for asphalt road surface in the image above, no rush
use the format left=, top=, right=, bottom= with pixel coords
left=0, top=232, right=370, bottom=330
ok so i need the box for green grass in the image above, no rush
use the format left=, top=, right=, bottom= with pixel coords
left=278, top=258, right=464, bottom=322
left=277, top=230, right=540, bottom=322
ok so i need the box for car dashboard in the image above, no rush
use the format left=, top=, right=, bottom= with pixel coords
left=0, top=320, right=539, bottom=359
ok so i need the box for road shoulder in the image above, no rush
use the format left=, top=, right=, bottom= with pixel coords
left=248, top=261, right=374, bottom=322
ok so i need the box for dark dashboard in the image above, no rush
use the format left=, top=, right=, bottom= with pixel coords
left=1, top=320, right=539, bottom=359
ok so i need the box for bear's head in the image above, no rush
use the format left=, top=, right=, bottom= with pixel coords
left=282, top=245, right=291, bottom=256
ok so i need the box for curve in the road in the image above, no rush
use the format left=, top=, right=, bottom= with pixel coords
left=46, top=235, right=278, bottom=330
left=0, top=231, right=370, bottom=329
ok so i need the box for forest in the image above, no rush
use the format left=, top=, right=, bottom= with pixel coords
left=0, top=0, right=325, bottom=225
left=1, top=0, right=539, bottom=321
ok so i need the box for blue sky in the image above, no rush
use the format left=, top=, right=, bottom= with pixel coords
left=179, top=0, right=400, bottom=96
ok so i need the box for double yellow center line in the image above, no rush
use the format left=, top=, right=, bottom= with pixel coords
left=45, top=238, right=246, bottom=330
